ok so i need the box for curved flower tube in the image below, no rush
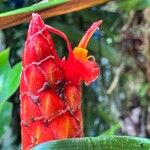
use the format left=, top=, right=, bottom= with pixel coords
left=20, top=13, right=102, bottom=150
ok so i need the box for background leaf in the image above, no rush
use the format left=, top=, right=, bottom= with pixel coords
left=0, top=102, right=12, bottom=137
left=100, top=123, right=120, bottom=136
left=118, top=0, right=150, bottom=11
left=100, top=41, right=120, bottom=65
left=0, top=48, right=21, bottom=112
left=0, top=48, right=10, bottom=73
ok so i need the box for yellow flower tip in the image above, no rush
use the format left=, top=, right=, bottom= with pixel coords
left=73, top=47, right=88, bottom=61
left=73, top=47, right=95, bottom=62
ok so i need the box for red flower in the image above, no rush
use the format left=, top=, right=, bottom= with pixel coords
left=20, top=13, right=102, bottom=150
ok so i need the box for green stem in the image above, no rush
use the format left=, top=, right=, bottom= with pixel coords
left=0, top=0, right=69, bottom=17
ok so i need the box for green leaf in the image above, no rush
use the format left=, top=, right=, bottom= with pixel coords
left=118, top=0, right=150, bottom=11
left=139, top=83, right=150, bottom=97
left=100, top=123, right=120, bottom=136
left=0, top=48, right=10, bottom=73
left=0, top=48, right=21, bottom=112
left=32, top=136, right=150, bottom=150
left=0, top=102, right=12, bottom=136
left=100, top=41, right=120, bottom=64
left=0, top=62, right=21, bottom=102
left=97, top=104, right=112, bottom=124
left=0, top=48, right=21, bottom=137
left=0, top=0, right=69, bottom=17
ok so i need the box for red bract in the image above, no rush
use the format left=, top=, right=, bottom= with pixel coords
left=20, top=13, right=102, bottom=150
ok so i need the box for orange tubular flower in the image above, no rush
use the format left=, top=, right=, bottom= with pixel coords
left=20, top=13, right=102, bottom=150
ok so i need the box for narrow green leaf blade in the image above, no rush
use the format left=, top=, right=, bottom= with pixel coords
left=0, top=0, right=69, bottom=17
left=0, top=48, right=10, bottom=72
left=0, top=62, right=21, bottom=106
left=32, top=136, right=150, bottom=150
left=100, top=123, right=120, bottom=136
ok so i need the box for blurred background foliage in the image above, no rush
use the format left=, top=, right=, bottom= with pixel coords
left=0, top=0, right=150, bottom=149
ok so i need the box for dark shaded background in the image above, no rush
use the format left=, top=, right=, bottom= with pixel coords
left=0, top=0, right=150, bottom=149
